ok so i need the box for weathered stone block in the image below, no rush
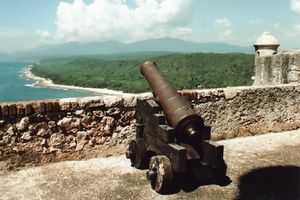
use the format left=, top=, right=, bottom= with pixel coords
left=76, top=131, right=89, bottom=151
left=37, top=128, right=50, bottom=137
left=92, top=110, right=103, bottom=118
left=122, top=95, right=137, bottom=107
left=6, top=126, right=15, bottom=136
left=57, top=117, right=72, bottom=127
left=59, top=98, right=79, bottom=110
left=9, top=104, right=17, bottom=117
left=17, top=117, right=30, bottom=131
left=21, top=131, right=32, bottom=141
left=103, top=96, right=123, bottom=107
left=53, top=102, right=60, bottom=112
left=81, top=116, right=93, bottom=128
left=39, top=102, right=46, bottom=113
left=25, top=104, right=34, bottom=115
left=17, top=106, right=25, bottom=116
left=270, top=55, right=284, bottom=84
left=65, top=135, right=76, bottom=149
left=288, top=53, right=300, bottom=83
left=75, top=110, right=84, bottom=116
left=78, top=96, right=104, bottom=108
left=0, top=106, right=2, bottom=119
left=46, top=102, right=53, bottom=112
left=49, top=133, right=65, bottom=148
left=106, top=108, right=120, bottom=116
left=2, top=105, right=9, bottom=118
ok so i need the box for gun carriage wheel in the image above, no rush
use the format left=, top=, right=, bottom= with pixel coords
left=126, top=138, right=147, bottom=169
left=147, top=155, right=174, bottom=193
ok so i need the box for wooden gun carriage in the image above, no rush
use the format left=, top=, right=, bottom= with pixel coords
left=126, top=61, right=227, bottom=193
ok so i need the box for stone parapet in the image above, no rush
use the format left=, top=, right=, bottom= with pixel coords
left=0, top=95, right=142, bottom=167
left=0, top=85, right=300, bottom=167
left=0, top=95, right=139, bottom=120
left=193, top=84, right=300, bottom=140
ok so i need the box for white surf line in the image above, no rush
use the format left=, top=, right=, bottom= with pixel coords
left=20, top=64, right=135, bottom=96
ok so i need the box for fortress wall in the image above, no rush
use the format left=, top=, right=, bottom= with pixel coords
left=254, top=50, right=300, bottom=85
left=1, top=84, right=300, bottom=167
left=186, top=84, right=300, bottom=140
left=0, top=95, right=140, bottom=167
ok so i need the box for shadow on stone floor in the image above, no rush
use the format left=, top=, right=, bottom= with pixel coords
left=237, top=166, right=300, bottom=200
left=159, top=169, right=231, bottom=195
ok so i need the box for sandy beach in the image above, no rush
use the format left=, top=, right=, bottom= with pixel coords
left=20, top=64, right=136, bottom=97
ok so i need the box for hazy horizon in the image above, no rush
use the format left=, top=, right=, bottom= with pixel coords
left=1, top=0, right=300, bottom=53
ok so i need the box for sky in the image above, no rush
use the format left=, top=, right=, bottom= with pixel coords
left=0, top=0, right=300, bottom=53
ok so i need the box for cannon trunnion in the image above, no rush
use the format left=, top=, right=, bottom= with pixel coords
left=126, top=61, right=227, bottom=193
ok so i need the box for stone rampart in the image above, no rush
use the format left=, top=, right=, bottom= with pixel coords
left=190, top=84, right=300, bottom=140
left=0, top=95, right=139, bottom=168
left=1, top=84, right=300, bottom=168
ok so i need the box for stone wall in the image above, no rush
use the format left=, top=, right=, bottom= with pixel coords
left=253, top=50, right=300, bottom=85
left=1, top=84, right=300, bottom=167
left=0, top=95, right=140, bottom=168
left=188, top=84, right=300, bottom=140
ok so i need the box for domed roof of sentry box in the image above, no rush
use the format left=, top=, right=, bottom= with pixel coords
left=254, top=31, right=279, bottom=46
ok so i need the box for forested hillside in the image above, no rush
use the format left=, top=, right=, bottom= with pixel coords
left=32, top=53, right=255, bottom=93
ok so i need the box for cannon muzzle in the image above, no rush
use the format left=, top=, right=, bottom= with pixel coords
left=140, top=61, right=204, bottom=142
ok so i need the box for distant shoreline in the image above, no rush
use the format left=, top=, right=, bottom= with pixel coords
left=20, top=64, right=135, bottom=96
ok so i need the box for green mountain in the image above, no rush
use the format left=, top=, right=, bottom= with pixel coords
left=13, top=38, right=253, bottom=60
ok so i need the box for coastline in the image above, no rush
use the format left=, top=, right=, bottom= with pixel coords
left=20, top=64, right=135, bottom=97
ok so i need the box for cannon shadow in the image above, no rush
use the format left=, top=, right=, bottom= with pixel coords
left=236, top=166, right=300, bottom=200
left=163, top=171, right=231, bottom=194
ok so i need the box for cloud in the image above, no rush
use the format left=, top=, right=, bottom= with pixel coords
left=214, top=18, right=232, bottom=28
left=172, top=27, right=193, bottom=37
left=217, top=30, right=233, bottom=41
left=290, top=0, right=300, bottom=14
left=40, top=0, right=194, bottom=43
left=37, top=30, right=51, bottom=42
left=213, top=18, right=233, bottom=41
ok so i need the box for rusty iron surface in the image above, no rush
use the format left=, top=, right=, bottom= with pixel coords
left=140, top=61, right=204, bottom=141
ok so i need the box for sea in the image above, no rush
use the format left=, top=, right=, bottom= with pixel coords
left=0, top=62, right=97, bottom=103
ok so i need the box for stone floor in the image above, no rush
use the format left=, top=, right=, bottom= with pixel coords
left=0, top=130, right=299, bottom=200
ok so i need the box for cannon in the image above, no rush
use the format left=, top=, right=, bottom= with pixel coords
left=126, top=61, right=227, bottom=193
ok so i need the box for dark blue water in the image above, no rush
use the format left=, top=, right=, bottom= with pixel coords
left=0, top=62, right=97, bottom=102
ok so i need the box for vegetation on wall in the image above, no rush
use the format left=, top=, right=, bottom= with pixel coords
left=32, top=52, right=255, bottom=93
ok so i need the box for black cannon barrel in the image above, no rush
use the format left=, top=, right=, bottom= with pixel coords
left=140, top=61, right=204, bottom=141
